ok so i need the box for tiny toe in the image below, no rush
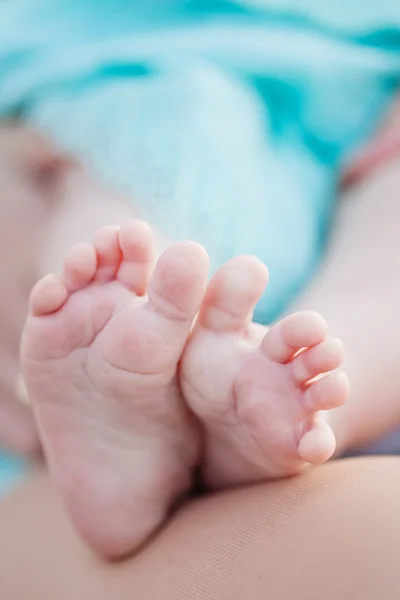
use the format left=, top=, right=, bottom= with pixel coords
left=292, top=338, right=344, bottom=384
left=298, top=420, right=336, bottom=464
left=61, top=243, right=97, bottom=292
left=29, top=274, right=68, bottom=316
left=148, top=241, right=209, bottom=322
left=198, top=255, right=269, bottom=332
left=117, top=220, right=154, bottom=295
left=261, top=311, right=327, bottom=363
left=93, top=225, right=121, bottom=282
left=304, top=371, right=350, bottom=411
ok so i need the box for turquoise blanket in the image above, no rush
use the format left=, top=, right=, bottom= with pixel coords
left=0, top=0, right=399, bottom=493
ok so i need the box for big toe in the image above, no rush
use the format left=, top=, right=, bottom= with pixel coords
left=147, top=241, right=209, bottom=323
left=197, top=255, right=269, bottom=332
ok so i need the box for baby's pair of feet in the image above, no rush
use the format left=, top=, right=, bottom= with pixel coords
left=21, top=221, right=349, bottom=558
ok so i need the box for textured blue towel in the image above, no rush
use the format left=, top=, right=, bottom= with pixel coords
left=0, top=1, right=399, bottom=493
left=0, top=1, right=399, bottom=323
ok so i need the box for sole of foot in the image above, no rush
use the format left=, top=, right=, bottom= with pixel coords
left=21, top=220, right=209, bottom=557
left=181, top=255, right=349, bottom=487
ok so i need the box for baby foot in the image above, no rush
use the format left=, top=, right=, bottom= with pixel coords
left=21, top=221, right=209, bottom=557
left=181, top=256, right=349, bottom=488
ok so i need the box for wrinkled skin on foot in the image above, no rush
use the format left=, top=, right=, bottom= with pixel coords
left=21, top=221, right=209, bottom=558
left=181, top=256, right=349, bottom=487
left=21, top=217, right=349, bottom=559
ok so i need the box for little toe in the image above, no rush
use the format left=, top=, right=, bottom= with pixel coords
left=304, top=370, right=350, bottom=411
left=61, top=243, right=97, bottom=292
left=198, top=255, right=269, bottom=332
left=298, top=419, right=336, bottom=464
left=117, top=220, right=154, bottom=295
left=148, top=241, right=209, bottom=323
left=29, top=274, right=68, bottom=316
left=261, top=311, right=327, bottom=363
left=93, top=225, right=121, bottom=282
left=292, top=338, right=344, bottom=385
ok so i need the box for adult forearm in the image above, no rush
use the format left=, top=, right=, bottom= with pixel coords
left=291, top=157, right=400, bottom=453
